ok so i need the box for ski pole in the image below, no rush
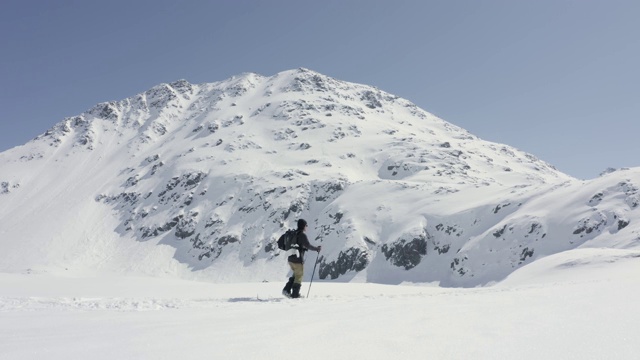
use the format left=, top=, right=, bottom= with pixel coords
left=306, top=252, right=320, bottom=298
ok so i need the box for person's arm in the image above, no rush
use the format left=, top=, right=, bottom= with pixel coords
left=298, top=233, right=321, bottom=252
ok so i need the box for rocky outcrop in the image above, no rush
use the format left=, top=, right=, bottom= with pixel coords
left=381, top=235, right=429, bottom=270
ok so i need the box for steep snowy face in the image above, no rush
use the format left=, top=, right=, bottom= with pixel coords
left=1, top=68, right=637, bottom=286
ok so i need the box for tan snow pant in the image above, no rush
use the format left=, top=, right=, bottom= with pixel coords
left=288, top=262, right=304, bottom=284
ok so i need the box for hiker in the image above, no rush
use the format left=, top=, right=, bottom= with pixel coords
left=282, top=219, right=321, bottom=298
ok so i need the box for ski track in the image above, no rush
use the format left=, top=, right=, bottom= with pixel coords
left=0, top=278, right=610, bottom=312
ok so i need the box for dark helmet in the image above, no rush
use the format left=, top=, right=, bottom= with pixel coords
left=297, top=218, right=307, bottom=230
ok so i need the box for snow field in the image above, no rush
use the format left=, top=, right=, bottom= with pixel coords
left=1, top=248, right=639, bottom=360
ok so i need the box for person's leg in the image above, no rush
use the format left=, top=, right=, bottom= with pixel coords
left=282, top=275, right=295, bottom=297
left=290, top=262, right=304, bottom=298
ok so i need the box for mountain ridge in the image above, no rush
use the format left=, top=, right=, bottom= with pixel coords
left=1, top=68, right=638, bottom=287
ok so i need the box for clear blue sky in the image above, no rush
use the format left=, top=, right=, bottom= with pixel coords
left=1, top=0, right=638, bottom=179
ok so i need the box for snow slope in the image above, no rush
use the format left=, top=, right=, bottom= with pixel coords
left=1, top=248, right=639, bottom=359
left=0, top=68, right=639, bottom=287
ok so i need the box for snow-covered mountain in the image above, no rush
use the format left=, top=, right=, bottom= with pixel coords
left=1, top=68, right=638, bottom=286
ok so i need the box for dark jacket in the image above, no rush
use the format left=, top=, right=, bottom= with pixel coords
left=287, top=231, right=319, bottom=264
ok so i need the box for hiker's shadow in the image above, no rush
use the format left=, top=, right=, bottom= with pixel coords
left=228, top=297, right=284, bottom=303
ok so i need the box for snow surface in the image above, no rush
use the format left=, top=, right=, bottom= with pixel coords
left=1, top=68, right=640, bottom=358
left=1, top=248, right=639, bottom=359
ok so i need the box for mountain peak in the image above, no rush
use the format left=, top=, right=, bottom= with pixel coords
left=4, top=70, right=638, bottom=287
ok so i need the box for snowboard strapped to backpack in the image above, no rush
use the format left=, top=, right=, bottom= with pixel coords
left=277, top=229, right=299, bottom=251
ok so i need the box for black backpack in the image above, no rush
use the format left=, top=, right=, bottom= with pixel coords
left=277, top=229, right=299, bottom=251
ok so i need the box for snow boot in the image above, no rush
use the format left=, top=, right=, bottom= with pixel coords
left=282, top=277, right=294, bottom=298
left=291, top=283, right=302, bottom=299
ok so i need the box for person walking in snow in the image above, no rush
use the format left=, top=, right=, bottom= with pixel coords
left=282, top=219, right=321, bottom=298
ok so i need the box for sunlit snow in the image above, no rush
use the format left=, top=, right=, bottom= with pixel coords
left=1, top=69, right=639, bottom=359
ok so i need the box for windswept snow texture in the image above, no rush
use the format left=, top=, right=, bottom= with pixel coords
left=1, top=68, right=639, bottom=286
